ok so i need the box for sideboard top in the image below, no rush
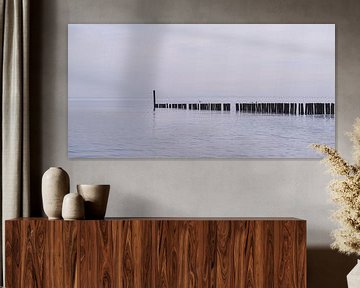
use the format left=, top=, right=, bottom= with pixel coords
left=6, top=217, right=306, bottom=222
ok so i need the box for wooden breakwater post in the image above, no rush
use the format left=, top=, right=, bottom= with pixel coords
left=223, top=103, right=231, bottom=111
left=210, top=103, right=222, bottom=111
left=153, top=90, right=156, bottom=111
left=200, top=103, right=209, bottom=110
left=189, top=104, right=199, bottom=110
left=299, top=103, right=304, bottom=115
left=326, top=103, right=330, bottom=114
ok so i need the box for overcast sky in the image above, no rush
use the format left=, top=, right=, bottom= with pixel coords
left=68, top=24, right=335, bottom=103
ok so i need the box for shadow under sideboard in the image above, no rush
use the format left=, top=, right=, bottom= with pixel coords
left=307, top=248, right=357, bottom=288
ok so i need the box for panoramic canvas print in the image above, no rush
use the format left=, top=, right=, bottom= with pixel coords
left=68, top=24, right=335, bottom=158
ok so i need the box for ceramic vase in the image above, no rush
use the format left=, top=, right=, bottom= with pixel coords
left=42, top=167, right=70, bottom=219
left=347, top=259, right=360, bottom=287
left=77, top=184, right=110, bottom=219
left=62, top=192, right=85, bottom=220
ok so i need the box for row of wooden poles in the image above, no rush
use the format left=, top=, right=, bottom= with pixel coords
left=155, top=102, right=231, bottom=111
left=153, top=91, right=335, bottom=115
left=236, top=102, right=335, bottom=115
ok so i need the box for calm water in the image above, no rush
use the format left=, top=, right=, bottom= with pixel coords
left=68, top=101, right=335, bottom=158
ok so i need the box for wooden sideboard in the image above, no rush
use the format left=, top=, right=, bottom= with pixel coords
left=5, top=217, right=306, bottom=287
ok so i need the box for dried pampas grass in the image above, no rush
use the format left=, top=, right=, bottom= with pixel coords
left=312, top=118, right=360, bottom=256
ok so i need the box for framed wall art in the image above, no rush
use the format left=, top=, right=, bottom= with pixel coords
left=68, top=24, right=335, bottom=158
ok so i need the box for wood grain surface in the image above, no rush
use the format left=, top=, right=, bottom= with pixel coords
left=6, top=218, right=306, bottom=287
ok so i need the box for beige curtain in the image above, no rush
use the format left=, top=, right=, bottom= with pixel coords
left=0, top=0, right=30, bottom=284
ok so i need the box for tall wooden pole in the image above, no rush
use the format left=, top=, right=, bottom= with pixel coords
left=153, top=90, right=156, bottom=111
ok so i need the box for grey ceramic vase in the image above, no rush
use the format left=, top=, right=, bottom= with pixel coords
left=77, top=184, right=110, bottom=219
left=42, top=167, right=70, bottom=219
left=62, top=192, right=85, bottom=220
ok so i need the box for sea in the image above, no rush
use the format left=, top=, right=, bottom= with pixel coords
left=68, top=99, right=335, bottom=158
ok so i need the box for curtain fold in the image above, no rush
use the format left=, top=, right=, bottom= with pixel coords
left=0, top=0, right=30, bottom=284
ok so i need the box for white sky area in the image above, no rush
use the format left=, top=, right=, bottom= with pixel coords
left=68, top=24, right=335, bottom=103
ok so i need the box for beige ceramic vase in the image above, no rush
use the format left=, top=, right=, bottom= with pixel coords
left=62, top=192, right=85, bottom=220
left=77, top=184, right=110, bottom=219
left=347, top=260, right=360, bottom=288
left=42, top=167, right=70, bottom=219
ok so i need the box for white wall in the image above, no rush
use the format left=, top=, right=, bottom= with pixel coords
left=31, top=0, right=360, bottom=247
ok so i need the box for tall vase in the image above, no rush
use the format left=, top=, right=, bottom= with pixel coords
left=42, top=167, right=70, bottom=219
left=347, top=260, right=360, bottom=288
